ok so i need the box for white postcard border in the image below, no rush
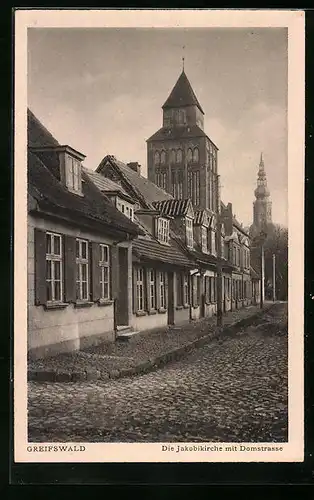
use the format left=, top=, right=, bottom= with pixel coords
left=14, top=9, right=305, bottom=463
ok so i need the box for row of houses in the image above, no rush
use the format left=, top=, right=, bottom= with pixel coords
left=27, top=109, right=260, bottom=359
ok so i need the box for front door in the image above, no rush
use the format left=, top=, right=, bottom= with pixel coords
left=167, top=271, right=175, bottom=325
left=116, top=247, right=129, bottom=326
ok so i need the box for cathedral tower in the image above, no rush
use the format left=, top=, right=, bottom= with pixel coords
left=146, top=68, right=219, bottom=213
left=252, top=153, right=272, bottom=232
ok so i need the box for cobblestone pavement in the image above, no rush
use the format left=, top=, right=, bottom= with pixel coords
left=28, top=303, right=288, bottom=443
left=28, top=303, right=269, bottom=376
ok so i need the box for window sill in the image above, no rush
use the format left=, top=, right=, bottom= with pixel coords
left=158, top=308, right=167, bottom=314
left=135, top=310, right=147, bottom=317
left=74, top=301, right=94, bottom=309
left=44, top=302, right=69, bottom=311
left=148, top=309, right=157, bottom=315
left=176, top=305, right=183, bottom=310
left=98, top=299, right=114, bottom=307
left=183, top=304, right=190, bottom=309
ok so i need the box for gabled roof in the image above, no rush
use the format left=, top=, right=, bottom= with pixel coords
left=96, top=155, right=172, bottom=209
left=83, top=167, right=126, bottom=194
left=194, top=209, right=212, bottom=227
left=162, top=70, right=204, bottom=114
left=27, top=109, right=142, bottom=238
left=153, top=199, right=193, bottom=218
left=147, top=124, right=207, bottom=143
left=132, top=237, right=195, bottom=268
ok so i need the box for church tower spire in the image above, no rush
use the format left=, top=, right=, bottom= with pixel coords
left=252, top=153, right=272, bottom=232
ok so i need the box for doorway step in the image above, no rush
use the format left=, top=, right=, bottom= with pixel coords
left=116, top=325, right=140, bottom=342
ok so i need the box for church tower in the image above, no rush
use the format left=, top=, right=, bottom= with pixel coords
left=146, top=68, right=219, bottom=213
left=252, top=153, right=272, bottom=232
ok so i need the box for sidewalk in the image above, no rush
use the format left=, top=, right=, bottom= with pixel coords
left=28, top=302, right=276, bottom=383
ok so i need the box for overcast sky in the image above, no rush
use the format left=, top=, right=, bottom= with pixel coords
left=28, top=27, right=288, bottom=227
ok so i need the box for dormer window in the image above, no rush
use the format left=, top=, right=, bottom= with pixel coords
left=66, top=155, right=81, bottom=193
left=156, top=217, right=169, bottom=245
left=186, top=217, right=194, bottom=249
left=201, top=225, right=208, bottom=253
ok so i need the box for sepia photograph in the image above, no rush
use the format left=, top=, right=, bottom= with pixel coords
left=14, top=9, right=304, bottom=463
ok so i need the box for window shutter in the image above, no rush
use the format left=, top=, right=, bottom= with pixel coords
left=156, top=271, right=161, bottom=310
left=192, top=276, right=197, bottom=307
left=110, top=246, right=119, bottom=300
left=34, top=228, right=47, bottom=305
left=146, top=268, right=151, bottom=311
left=132, top=267, right=137, bottom=313
left=91, top=242, right=101, bottom=301
left=64, top=235, right=76, bottom=303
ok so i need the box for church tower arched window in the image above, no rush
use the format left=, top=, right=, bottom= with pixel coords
left=193, top=147, right=199, bottom=163
left=171, top=149, right=176, bottom=164
left=176, top=149, right=183, bottom=163
left=187, top=148, right=193, bottom=163
left=154, top=151, right=160, bottom=165
left=160, top=150, right=166, bottom=164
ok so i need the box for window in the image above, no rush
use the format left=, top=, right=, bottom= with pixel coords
left=193, top=147, right=199, bottom=163
left=149, top=269, right=157, bottom=310
left=178, top=109, right=185, bottom=125
left=187, top=148, right=193, bottom=163
left=156, top=170, right=167, bottom=190
left=156, top=217, right=170, bottom=244
left=100, top=244, right=110, bottom=300
left=171, top=149, right=176, bottom=163
left=184, top=274, right=189, bottom=305
left=201, top=226, right=208, bottom=253
left=172, top=170, right=183, bottom=199
left=161, top=150, right=166, bottom=164
left=66, top=156, right=81, bottom=193
left=46, top=232, right=63, bottom=302
left=136, top=267, right=145, bottom=311
left=159, top=271, right=167, bottom=309
left=211, top=230, right=216, bottom=256
left=154, top=151, right=160, bottom=165
left=186, top=217, right=194, bottom=248
left=176, top=149, right=183, bottom=163
left=188, top=170, right=200, bottom=205
left=76, top=239, right=89, bottom=301
left=130, top=208, right=133, bottom=221
left=213, top=277, right=217, bottom=302
left=194, top=171, right=200, bottom=205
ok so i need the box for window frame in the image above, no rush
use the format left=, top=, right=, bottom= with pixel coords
left=76, top=238, right=89, bottom=301
left=201, top=225, right=208, bottom=253
left=46, top=232, right=63, bottom=303
left=156, top=217, right=170, bottom=245
left=186, top=217, right=194, bottom=249
left=159, top=271, right=167, bottom=310
left=66, top=155, right=82, bottom=194
left=136, top=267, right=145, bottom=312
left=149, top=269, right=157, bottom=311
left=99, top=244, right=111, bottom=301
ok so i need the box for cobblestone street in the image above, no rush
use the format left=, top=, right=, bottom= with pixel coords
left=28, top=303, right=288, bottom=443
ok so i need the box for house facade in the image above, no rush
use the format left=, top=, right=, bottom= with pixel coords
left=27, top=110, right=142, bottom=359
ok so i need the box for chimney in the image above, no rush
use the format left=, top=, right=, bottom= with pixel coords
left=127, top=162, right=141, bottom=175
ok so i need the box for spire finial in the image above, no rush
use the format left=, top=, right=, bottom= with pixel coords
left=260, top=152, right=263, bottom=164
left=182, top=45, right=185, bottom=71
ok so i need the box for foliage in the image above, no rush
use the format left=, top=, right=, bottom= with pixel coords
left=251, top=224, right=288, bottom=301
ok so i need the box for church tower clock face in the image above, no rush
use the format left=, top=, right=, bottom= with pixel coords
left=146, top=68, right=219, bottom=211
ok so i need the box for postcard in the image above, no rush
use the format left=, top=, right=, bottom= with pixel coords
left=14, top=9, right=304, bottom=464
